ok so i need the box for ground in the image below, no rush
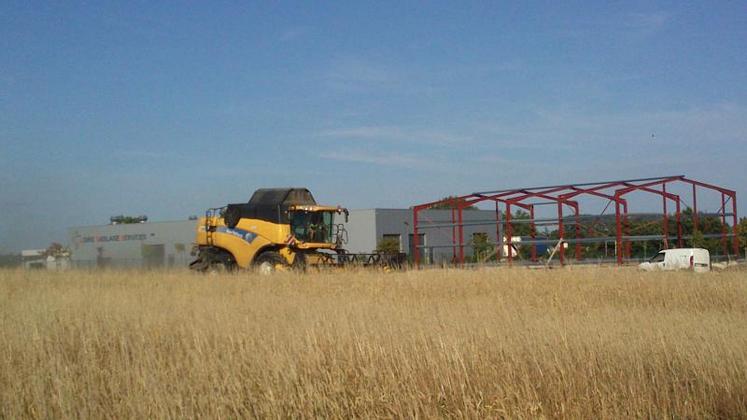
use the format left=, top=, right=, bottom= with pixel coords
left=1, top=267, right=746, bottom=418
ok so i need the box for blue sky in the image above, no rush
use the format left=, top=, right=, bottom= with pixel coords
left=1, top=1, right=746, bottom=251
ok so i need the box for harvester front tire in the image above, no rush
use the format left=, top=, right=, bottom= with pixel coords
left=254, top=251, right=287, bottom=275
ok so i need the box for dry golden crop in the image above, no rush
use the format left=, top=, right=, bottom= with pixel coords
left=1, top=267, right=746, bottom=418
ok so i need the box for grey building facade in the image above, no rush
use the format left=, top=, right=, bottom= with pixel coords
left=338, top=209, right=499, bottom=264
left=69, top=221, right=197, bottom=268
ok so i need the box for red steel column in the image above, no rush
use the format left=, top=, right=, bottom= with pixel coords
left=530, top=205, right=537, bottom=262
left=574, top=203, right=581, bottom=261
left=692, top=184, right=699, bottom=232
left=413, top=208, right=420, bottom=267
left=615, top=199, right=623, bottom=265
left=623, top=201, right=631, bottom=258
left=458, top=204, right=465, bottom=265
left=732, top=195, right=740, bottom=257
left=558, top=202, right=565, bottom=266
left=721, top=193, right=729, bottom=256
left=451, top=207, right=456, bottom=263
left=662, top=184, right=669, bottom=249
left=495, top=203, right=503, bottom=260
left=506, top=203, right=513, bottom=266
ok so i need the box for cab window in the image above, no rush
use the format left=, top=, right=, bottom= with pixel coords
left=650, top=252, right=666, bottom=263
left=290, top=211, right=334, bottom=243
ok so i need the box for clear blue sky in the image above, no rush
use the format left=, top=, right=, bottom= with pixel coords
left=1, top=1, right=746, bottom=251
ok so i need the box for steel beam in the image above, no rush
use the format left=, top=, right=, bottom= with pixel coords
left=530, top=205, right=537, bottom=262
left=413, top=175, right=736, bottom=267
left=615, top=200, right=622, bottom=265
left=474, top=175, right=684, bottom=196
left=722, top=193, right=728, bottom=256
left=413, top=209, right=420, bottom=266
left=662, top=184, right=669, bottom=249
left=558, top=202, right=565, bottom=266
left=495, top=203, right=503, bottom=260
left=506, top=203, right=513, bottom=266
left=451, top=207, right=456, bottom=263
left=693, top=184, right=699, bottom=233
left=458, top=203, right=464, bottom=265
left=733, top=194, right=740, bottom=257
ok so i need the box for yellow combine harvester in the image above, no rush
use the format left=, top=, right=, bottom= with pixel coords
left=190, top=188, right=404, bottom=273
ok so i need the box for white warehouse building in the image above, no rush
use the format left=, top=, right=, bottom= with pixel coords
left=69, top=221, right=197, bottom=268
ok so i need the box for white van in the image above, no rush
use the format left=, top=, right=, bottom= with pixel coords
left=639, top=248, right=711, bottom=273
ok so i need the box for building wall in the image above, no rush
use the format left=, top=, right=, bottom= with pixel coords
left=335, top=208, right=501, bottom=263
left=374, top=209, right=500, bottom=263
left=335, top=210, right=377, bottom=254
left=69, top=221, right=197, bottom=268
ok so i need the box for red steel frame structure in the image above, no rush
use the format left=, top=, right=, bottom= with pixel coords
left=412, top=175, right=739, bottom=266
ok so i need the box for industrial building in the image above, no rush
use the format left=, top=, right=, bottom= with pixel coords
left=67, top=209, right=502, bottom=268
left=69, top=220, right=196, bottom=268
left=340, top=209, right=506, bottom=264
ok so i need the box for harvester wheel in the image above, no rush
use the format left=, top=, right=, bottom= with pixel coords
left=190, top=247, right=236, bottom=274
left=189, top=258, right=209, bottom=272
left=207, top=261, right=232, bottom=275
left=254, top=251, right=287, bottom=275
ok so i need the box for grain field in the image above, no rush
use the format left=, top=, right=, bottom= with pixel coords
left=1, top=267, right=746, bottom=418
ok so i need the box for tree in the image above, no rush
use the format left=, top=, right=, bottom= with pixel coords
left=738, top=217, right=747, bottom=257
left=376, top=237, right=401, bottom=254
left=45, top=242, right=71, bottom=258
left=470, top=233, right=493, bottom=262
left=690, top=229, right=706, bottom=249
left=507, top=209, right=532, bottom=236
left=110, top=215, right=148, bottom=224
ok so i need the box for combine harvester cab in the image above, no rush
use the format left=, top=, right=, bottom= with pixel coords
left=190, top=188, right=405, bottom=274
left=639, top=248, right=711, bottom=273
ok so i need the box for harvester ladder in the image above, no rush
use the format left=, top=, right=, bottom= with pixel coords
left=205, top=207, right=224, bottom=247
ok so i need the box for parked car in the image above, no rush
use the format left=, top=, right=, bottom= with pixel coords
left=639, top=248, right=711, bottom=273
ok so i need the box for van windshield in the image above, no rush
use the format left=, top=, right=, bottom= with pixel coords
left=650, top=252, right=666, bottom=263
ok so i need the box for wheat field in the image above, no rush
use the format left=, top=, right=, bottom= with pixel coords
left=1, top=267, right=746, bottom=419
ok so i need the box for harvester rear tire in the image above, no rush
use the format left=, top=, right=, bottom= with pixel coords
left=190, top=247, right=236, bottom=273
left=254, top=251, right=287, bottom=275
